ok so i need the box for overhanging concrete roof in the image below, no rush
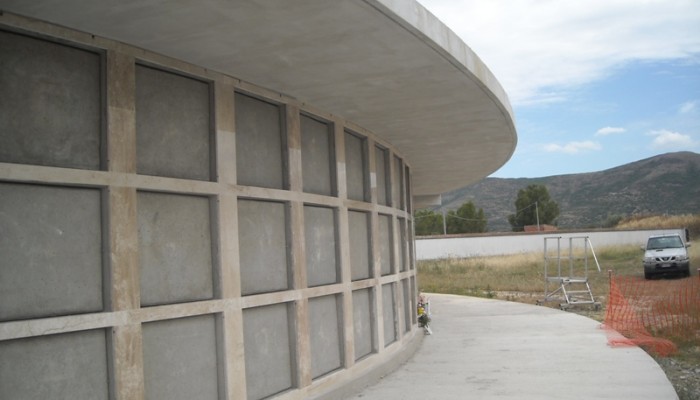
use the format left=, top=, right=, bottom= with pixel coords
left=0, top=0, right=517, bottom=207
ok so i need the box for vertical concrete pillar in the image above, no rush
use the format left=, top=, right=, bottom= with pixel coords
left=393, top=216, right=404, bottom=341
left=215, top=81, right=247, bottom=400
left=106, top=50, right=144, bottom=400
left=334, top=121, right=355, bottom=368
left=287, top=105, right=302, bottom=192
left=367, top=140, right=377, bottom=206
left=286, top=104, right=312, bottom=387
left=369, top=142, right=384, bottom=349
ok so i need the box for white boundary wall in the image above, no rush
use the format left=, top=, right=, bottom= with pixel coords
left=415, top=229, right=687, bottom=260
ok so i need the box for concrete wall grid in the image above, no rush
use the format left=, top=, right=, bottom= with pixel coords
left=0, top=20, right=419, bottom=400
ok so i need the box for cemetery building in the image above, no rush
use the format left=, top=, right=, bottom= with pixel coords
left=0, top=1, right=516, bottom=399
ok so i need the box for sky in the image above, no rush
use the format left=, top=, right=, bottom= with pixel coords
left=418, top=0, right=700, bottom=178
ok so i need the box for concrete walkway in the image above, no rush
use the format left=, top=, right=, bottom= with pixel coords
left=349, top=294, right=678, bottom=400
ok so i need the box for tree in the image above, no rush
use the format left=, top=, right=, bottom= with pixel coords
left=414, top=209, right=444, bottom=236
left=446, top=201, right=487, bottom=234
left=507, top=184, right=559, bottom=231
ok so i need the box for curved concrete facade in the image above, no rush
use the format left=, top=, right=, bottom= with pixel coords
left=0, top=2, right=516, bottom=400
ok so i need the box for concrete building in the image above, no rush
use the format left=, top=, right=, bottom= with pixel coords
left=0, top=1, right=516, bottom=399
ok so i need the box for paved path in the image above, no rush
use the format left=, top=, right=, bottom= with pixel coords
left=350, top=294, right=677, bottom=400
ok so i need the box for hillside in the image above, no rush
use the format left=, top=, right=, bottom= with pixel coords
left=439, top=151, right=700, bottom=232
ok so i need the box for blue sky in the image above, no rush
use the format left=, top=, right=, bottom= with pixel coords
left=419, top=0, right=700, bottom=178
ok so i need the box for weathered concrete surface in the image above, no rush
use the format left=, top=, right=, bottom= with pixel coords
left=349, top=294, right=678, bottom=400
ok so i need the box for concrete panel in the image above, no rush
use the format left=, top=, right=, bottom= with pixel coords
left=301, top=115, right=334, bottom=196
left=0, top=330, right=108, bottom=400
left=0, top=30, right=101, bottom=170
left=410, top=276, right=417, bottom=324
left=382, top=283, right=397, bottom=346
left=235, top=92, right=285, bottom=189
left=408, top=220, right=415, bottom=269
left=398, top=218, right=407, bottom=272
left=378, top=214, right=393, bottom=276
left=0, top=183, right=103, bottom=321
left=345, top=132, right=367, bottom=201
left=392, top=155, right=404, bottom=210
left=375, top=146, right=389, bottom=206
left=138, top=192, right=213, bottom=306
left=309, top=295, right=343, bottom=379
left=404, top=165, right=413, bottom=213
left=238, top=199, right=290, bottom=295
left=136, top=65, right=211, bottom=180
left=348, top=210, right=371, bottom=281
left=304, top=205, right=338, bottom=287
left=352, top=288, right=374, bottom=360
left=142, top=315, right=219, bottom=400
left=243, top=303, right=294, bottom=400
left=402, top=279, right=411, bottom=333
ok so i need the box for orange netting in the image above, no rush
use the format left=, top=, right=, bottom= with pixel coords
left=603, top=275, right=700, bottom=357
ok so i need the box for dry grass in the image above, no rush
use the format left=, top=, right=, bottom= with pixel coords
left=617, top=213, right=700, bottom=237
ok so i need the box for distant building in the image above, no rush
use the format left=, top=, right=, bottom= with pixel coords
left=0, top=1, right=516, bottom=399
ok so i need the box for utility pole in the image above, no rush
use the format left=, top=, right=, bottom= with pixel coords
left=536, top=201, right=540, bottom=231
left=442, top=208, right=447, bottom=235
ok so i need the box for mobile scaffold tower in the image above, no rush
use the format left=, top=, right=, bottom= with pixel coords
left=537, top=236, right=602, bottom=310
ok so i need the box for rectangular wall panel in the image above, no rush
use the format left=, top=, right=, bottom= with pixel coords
left=0, top=30, right=101, bottom=170
left=138, top=191, right=214, bottom=306
left=352, top=288, right=374, bottom=360
left=238, top=199, right=290, bottom=295
left=0, top=330, right=109, bottom=399
left=142, top=315, right=219, bottom=400
left=344, top=132, right=367, bottom=202
left=348, top=210, right=371, bottom=281
left=243, top=303, right=295, bottom=400
left=135, top=65, right=212, bottom=181
left=382, top=283, right=397, bottom=346
left=235, top=93, right=285, bottom=189
left=301, top=115, right=334, bottom=196
left=304, top=205, right=339, bottom=287
left=309, top=295, right=343, bottom=379
left=0, top=183, right=103, bottom=321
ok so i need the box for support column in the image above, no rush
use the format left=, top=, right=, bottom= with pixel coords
left=215, top=81, right=247, bottom=400
left=106, top=50, right=144, bottom=400
left=334, top=122, right=356, bottom=367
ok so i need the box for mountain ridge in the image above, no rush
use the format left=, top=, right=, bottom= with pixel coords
left=438, top=151, right=700, bottom=232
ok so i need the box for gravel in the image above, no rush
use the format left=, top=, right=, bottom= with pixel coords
left=654, top=352, right=700, bottom=400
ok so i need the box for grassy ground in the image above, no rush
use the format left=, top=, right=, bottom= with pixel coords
left=417, top=244, right=656, bottom=308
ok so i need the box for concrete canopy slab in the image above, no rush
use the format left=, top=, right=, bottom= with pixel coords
left=0, top=0, right=517, bottom=203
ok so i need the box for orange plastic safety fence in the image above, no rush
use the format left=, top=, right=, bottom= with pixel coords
left=603, top=275, right=700, bottom=357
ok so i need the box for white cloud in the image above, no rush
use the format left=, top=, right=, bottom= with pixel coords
left=418, top=0, right=700, bottom=106
left=595, top=126, right=626, bottom=136
left=679, top=101, right=697, bottom=114
left=647, top=129, right=696, bottom=149
left=543, top=141, right=602, bottom=154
